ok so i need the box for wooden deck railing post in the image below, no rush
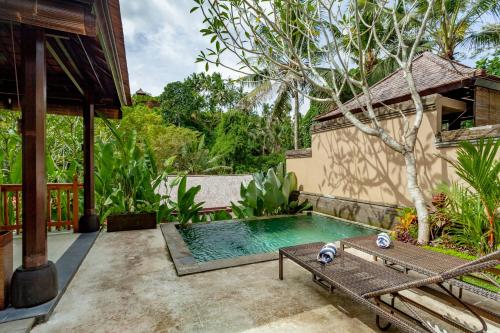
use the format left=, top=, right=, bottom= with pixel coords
left=0, top=180, right=83, bottom=233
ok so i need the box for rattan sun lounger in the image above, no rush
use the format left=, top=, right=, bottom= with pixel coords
left=340, top=236, right=499, bottom=301
left=279, top=242, right=499, bottom=333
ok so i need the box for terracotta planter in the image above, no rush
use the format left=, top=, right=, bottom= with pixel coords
left=0, top=231, right=12, bottom=310
left=107, top=212, right=157, bottom=232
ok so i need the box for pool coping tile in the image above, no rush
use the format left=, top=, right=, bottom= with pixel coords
left=160, top=222, right=278, bottom=275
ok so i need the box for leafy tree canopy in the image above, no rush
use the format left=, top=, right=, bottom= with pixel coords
left=476, top=52, right=500, bottom=76
left=158, top=72, right=244, bottom=142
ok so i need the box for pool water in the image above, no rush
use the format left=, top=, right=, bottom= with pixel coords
left=177, top=214, right=378, bottom=262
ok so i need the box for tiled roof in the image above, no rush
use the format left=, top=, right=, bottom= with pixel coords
left=315, top=52, right=484, bottom=121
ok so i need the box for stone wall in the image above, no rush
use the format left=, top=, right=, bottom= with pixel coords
left=161, top=175, right=252, bottom=208
left=299, top=192, right=399, bottom=230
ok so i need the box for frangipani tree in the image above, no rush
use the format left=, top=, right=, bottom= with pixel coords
left=193, top=0, right=436, bottom=243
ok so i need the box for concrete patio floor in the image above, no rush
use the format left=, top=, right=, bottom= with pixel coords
left=13, top=232, right=79, bottom=269
left=30, top=229, right=499, bottom=333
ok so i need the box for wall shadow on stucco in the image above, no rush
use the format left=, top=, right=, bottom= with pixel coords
left=313, top=112, right=453, bottom=219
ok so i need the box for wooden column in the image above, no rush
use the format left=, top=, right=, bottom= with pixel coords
left=78, top=90, right=100, bottom=232
left=83, top=93, right=95, bottom=216
left=21, top=27, right=48, bottom=269
left=11, top=25, right=58, bottom=309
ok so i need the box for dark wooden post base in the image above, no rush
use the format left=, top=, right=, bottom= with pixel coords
left=78, top=214, right=100, bottom=233
left=10, top=261, right=58, bottom=308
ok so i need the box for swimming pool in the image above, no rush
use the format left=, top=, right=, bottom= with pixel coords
left=177, top=214, right=378, bottom=262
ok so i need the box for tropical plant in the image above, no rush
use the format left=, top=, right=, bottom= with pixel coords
left=476, top=51, right=500, bottom=76
left=393, top=207, right=419, bottom=242
left=208, top=210, right=232, bottom=221
left=231, top=163, right=310, bottom=218
left=300, top=104, right=322, bottom=148
left=417, top=0, right=500, bottom=59
left=234, top=2, right=325, bottom=150
left=158, top=72, right=243, bottom=142
left=177, top=135, right=232, bottom=174
left=437, top=182, right=498, bottom=255
left=119, top=103, right=199, bottom=170
left=94, top=119, right=175, bottom=223
left=173, top=176, right=205, bottom=226
left=442, top=138, right=500, bottom=250
left=195, top=0, right=442, bottom=243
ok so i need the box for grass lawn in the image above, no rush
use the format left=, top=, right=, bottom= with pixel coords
left=424, top=246, right=500, bottom=293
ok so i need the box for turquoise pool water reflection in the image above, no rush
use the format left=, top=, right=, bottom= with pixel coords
left=177, top=214, right=378, bottom=262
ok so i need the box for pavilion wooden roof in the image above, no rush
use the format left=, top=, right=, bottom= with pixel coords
left=315, top=52, right=495, bottom=122
left=0, top=0, right=131, bottom=119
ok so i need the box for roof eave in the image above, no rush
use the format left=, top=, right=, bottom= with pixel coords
left=314, top=76, right=479, bottom=122
left=94, top=0, right=131, bottom=109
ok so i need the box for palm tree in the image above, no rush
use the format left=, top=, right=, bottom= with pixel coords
left=418, top=0, right=500, bottom=60
left=445, top=139, right=500, bottom=250
left=238, top=4, right=323, bottom=150
left=177, top=135, right=232, bottom=174
left=337, top=0, right=431, bottom=84
left=239, top=71, right=304, bottom=150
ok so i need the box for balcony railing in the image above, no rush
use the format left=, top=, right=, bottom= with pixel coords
left=0, top=176, right=83, bottom=234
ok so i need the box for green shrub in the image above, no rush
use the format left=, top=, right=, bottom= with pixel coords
left=437, top=183, right=499, bottom=255
left=95, top=119, right=174, bottom=223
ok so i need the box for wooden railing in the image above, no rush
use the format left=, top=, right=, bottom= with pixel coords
left=0, top=176, right=83, bottom=234
left=170, top=206, right=232, bottom=217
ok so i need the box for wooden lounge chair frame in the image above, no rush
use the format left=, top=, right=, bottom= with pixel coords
left=279, top=242, right=499, bottom=333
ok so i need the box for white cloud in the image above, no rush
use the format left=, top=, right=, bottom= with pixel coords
left=121, top=0, right=241, bottom=96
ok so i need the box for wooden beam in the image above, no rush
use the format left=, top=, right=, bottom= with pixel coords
left=46, top=40, right=84, bottom=95
left=53, top=37, right=84, bottom=80
left=21, top=26, right=48, bottom=269
left=0, top=0, right=96, bottom=36
left=0, top=99, right=122, bottom=118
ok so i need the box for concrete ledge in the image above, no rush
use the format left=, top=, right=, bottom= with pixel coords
left=285, top=149, right=312, bottom=159
left=160, top=223, right=277, bottom=276
left=299, top=192, right=399, bottom=230
left=435, top=125, right=500, bottom=148
left=0, top=232, right=99, bottom=325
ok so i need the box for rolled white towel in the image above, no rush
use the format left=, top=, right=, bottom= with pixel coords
left=376, top=232, right=391, bottom=249
left=317, top=243, right=337, bottom=264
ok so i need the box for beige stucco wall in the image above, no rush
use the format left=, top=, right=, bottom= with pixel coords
left=287, top=96, right=460, bottom=207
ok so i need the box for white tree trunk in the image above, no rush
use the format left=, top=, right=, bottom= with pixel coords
left=403, top=151, right=429, bottom=244
left=293, top=90, right=299, bottom=150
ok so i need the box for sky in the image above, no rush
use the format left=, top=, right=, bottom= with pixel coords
left=120, top=1, right=491, bottom=97
left=121, top=1, right=239, bottom=96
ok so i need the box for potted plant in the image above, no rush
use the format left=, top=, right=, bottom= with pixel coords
left=0, top=231, right=12, bottom=310
left=95, top=120, right=175, bottom=232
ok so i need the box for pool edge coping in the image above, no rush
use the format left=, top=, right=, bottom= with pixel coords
left=160, top=223, right=278, bottom=276
left=160, top=212, right=388, bottom=276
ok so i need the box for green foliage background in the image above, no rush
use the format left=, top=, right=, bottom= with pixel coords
left=0, top=72, right=297, bottom=185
